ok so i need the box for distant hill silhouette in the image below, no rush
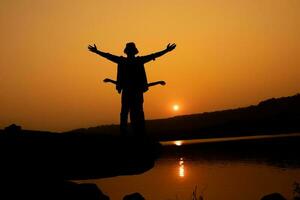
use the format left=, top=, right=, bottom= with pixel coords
left=67, top=93, right=300, bottom=141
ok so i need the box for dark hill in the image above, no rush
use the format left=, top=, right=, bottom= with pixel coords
left=68, top=93, right=300, bottom=141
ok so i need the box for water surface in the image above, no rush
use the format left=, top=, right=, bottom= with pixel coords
left=82, top=134, right=300, bottom=200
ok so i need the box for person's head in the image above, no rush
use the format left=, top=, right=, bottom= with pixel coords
left=124, top=42, right=139, bottom=57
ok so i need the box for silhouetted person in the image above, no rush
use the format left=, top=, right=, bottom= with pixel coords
left=88, top=42, right=176, bottom=135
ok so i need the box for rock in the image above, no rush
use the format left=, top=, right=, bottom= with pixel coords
left=261, top=193, right=286, bottom=200
left=123, top=193, right=145, bottom=200
left=0, top=180, right=108, bottom=200
left=0, top=130, right=161, bottom=198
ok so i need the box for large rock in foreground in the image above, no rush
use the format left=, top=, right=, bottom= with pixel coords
left=0, top=129, right=161, bottom=180
left=0, top=128, right=161, bottom=199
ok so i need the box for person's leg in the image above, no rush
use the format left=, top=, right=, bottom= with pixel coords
left=135, top=104, right=145, bottom=135
left=130, top=92, right=145, bottom=135
left=120, top=91, right=130, bottom=135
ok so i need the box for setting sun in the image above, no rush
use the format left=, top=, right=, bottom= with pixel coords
left=173, top=104, right=180, bottom=111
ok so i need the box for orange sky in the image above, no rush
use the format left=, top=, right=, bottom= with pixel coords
left=1, top=0, right=299, bottom=132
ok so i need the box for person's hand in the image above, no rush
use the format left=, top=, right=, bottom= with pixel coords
left=166, top=43, right=176, bottom=52
left=159, top=81, right=166, bottom=85
left=103, top=78, right=110, bottom=83
left=88, top=44, right=99, bottom=53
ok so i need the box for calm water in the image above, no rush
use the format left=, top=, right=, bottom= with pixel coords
left=81, top=134, right=300, bottom=200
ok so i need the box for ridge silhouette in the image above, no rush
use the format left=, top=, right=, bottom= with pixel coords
left=88, top=42, right=176, bottom=135
left=67, top=93, right=300, bottom=141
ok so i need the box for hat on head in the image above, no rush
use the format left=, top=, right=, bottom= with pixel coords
left=124, top=42, right=139, bottom=55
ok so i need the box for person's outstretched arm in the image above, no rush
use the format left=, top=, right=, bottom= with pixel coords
left=141, top=43, right=176, bottom=63
left=88, top=44, right=121, bottom=64
left=147, top=81, right=166, bottom=87
left=103, top=78, right=117, bottom=85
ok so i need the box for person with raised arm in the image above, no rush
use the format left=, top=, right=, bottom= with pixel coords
left=88, top=42, right=176, bottom=135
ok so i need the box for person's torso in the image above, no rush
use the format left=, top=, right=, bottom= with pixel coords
left=118, top=57, right=148, bottom=91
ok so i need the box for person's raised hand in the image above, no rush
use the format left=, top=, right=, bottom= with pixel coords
left=103, top=78, right=110, bottom=83
left=166, top=43, right=176, bottom=52
left=159, top=81, right=166, bottom=86
left=88, top=44, right=99, bottom=53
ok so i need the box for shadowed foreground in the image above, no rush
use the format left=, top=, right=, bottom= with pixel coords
left=0, top=127, right=161, bottom=199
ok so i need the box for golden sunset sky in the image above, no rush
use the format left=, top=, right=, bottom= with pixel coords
left=1, top=0, right=299, bottom=131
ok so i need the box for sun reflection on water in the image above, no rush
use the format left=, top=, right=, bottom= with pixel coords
left=179, top=157, right=185, bottom=177
left=174, top=141, right=183, bottom=146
